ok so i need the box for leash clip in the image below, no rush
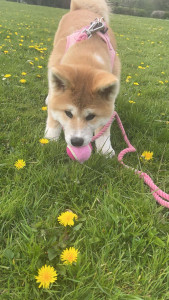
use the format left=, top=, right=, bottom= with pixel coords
left=83, top=18, right=108, bottom=38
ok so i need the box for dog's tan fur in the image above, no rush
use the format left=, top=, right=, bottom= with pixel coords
left=45, top=0, right=121, bottom=155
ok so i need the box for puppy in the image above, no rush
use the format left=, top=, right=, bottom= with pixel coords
left=45, top=0, right=121, bottom=156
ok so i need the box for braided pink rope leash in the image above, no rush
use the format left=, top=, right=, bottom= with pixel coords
left=93, top=111, right=169, bottom=208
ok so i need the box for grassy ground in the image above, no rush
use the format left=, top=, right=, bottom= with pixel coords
left=0, top=0, right=169, bottom=299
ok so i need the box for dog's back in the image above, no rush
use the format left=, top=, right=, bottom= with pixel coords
left=70, top=0, right=110, bottom=24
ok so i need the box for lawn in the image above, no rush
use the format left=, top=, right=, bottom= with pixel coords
left=0, top=0, right=169, bottom=299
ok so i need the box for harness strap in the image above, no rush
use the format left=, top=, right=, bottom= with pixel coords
left=65, top=19, right=116, bottom=69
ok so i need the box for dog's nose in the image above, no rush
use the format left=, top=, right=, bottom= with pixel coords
left=71, top=137, right=84, bottom=147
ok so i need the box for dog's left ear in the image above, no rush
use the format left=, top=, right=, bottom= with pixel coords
left=92, top=71, right=119, bottom=100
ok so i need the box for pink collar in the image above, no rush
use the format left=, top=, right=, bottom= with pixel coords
left=65, top=18, right=116, bottom=69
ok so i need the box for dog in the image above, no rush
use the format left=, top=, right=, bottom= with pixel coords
left=45, top=0, right=121, bottom=156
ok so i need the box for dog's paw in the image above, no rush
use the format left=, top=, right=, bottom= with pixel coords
left=44, top=126, right=61, bottom=141
left=45, top=95, right=49, bottom=105
left=99, top=145, right=115, bottom=158
left=95, top=137, right=115, bottom=158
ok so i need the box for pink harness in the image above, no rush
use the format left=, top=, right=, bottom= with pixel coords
left=65, top=19, right=169, bottom=209
left=65, top=18, right=116, bottom=68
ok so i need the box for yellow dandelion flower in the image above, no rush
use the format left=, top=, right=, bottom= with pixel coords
left=134, top=82, right=139, bottom=86
left=126, top=75, right=132, bottom=83
left=38, top=65, right=43, bottom=69
left=60, top=247, right=79, bottom=265
left=35, top=265, right=57, bottom=289
left=36, top=74, right=41, bottom=78
left=4, top=74, right=11, bottom=78
left=29, top=61, right=34, bottom=65
left=165, top=80, right=168, bottom=83
left=129, top=100, right=136, bottom=104
left=4, top=50, right=9, bottom=54
left=42, top=106, right=47, bottom=111
left=141, top=151, right=153, bottom=161
left=159, top=81, right=164, bottom=85
left=58, top=211, right=78, bottom=227
left=14, top=159, right=26, bottom=170
left=39, top=138, right=49, bottom=144
left=20, top=79, right=26, bottom=84
left=21, top=72, right=27, bottom=76
left=161, top=72, right=165, bottom=75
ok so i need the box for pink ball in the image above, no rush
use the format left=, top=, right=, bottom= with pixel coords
left=66, top=144, right=92, bottom=163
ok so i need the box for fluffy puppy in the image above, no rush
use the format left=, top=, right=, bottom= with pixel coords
left=45, top=0, right=121, bottom=156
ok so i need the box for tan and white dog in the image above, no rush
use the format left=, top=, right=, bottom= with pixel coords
left=45, top=0, right=121, bottom=156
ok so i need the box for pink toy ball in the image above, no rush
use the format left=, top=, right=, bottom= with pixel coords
left=66, top=144, right=92, bottom=163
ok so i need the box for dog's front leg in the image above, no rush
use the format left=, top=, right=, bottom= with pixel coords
left=95, top=126, right=115, bottom=157
left=45, top=109, right=62, bottom=141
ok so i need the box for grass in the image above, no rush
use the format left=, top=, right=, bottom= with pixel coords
left=0, top=0, right=169, bottom=299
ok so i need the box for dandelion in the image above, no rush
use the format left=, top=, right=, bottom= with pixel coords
left=129, top=100, right=136, bottom=104
left=138, top=66, right=146, bottom=70
left=35, top=265, right=57, bottom=289
left=134, top=82, right=139, bottom=86
left=42, top=106, right=47, bottom=111
left=126, top=75, right=132, bottom=83
left=4, top=50, right=9, bottom=54
left=39, top=138, right=49, bottom=144
left=141, top=151, right=153, bottom=161
left=159, top=81, right=164, bottom=85
left=21, top=72, right=27, bottom=76
left=60, top=247, right=79, bottom=265
left=20, top=79, right=26, bottom=84
left=4, top=74, right=11, bottom=78
left=58, top=211, right=78, bottom=227
left=14, top=159, right=26, bottom=170
left=36, top=74, right=41, bottom=78
left=38, top=65, right=43, bottom=69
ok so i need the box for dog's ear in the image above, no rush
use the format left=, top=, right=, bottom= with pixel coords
left=49, top=66, right=73, bottom=92
left=92, top=71, right=119, bottom=100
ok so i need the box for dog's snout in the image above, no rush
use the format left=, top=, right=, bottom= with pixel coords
left=71, top=137, right=84, bottom=147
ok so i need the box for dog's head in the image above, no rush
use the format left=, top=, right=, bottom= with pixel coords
left=48, top=64, right=119, bottom=146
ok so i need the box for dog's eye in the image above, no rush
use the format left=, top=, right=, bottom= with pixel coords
left=65, top=110, right=73, bottom=118
left=86, top=114, right=95, bottom=121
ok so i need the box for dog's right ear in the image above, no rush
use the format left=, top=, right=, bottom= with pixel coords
left=48, top=66, right=72, bottom=92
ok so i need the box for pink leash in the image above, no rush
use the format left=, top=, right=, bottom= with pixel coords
left=92, top=111, right=169, bottom=209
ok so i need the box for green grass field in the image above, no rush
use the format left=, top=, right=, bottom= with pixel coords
left=0, top=0, right=169, bottom=299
